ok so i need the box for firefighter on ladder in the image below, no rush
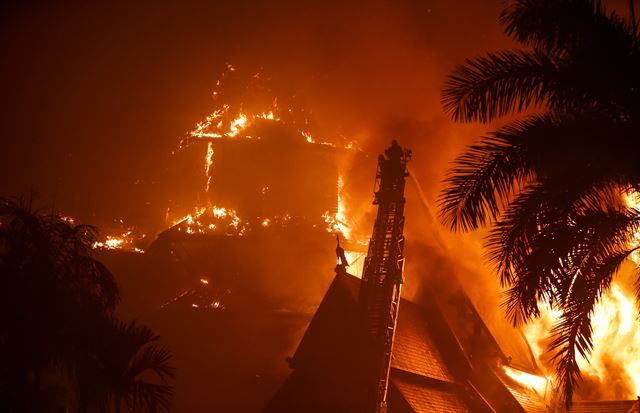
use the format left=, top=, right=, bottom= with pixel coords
left=335, top=234, right=350, bottom=275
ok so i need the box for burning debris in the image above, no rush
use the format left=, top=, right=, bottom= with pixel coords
left=170, top=205, right=245, bottom=235
left=58, top=214, right=147, bottom=253
left=160, top=277, right=229, bottom=311
left=92, top=229, right=147, bottom=253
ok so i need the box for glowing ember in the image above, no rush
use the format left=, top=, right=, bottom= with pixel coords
left=60, top=215, right=75, bottom=224
left=104, top=237, right=124, bottom=249
left=92, top=229, right=146, bottom=253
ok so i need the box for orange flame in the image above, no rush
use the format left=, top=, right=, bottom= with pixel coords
left=503, top=365, right=549, bottom=395
left=92, top=229, right=145, bottom=253
left=205, top=142, right=214, bottom=192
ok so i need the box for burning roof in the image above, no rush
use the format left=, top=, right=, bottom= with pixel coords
left=164, top=65, right=360, bottom=242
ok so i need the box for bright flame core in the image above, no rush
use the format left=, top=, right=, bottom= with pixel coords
left=503, top=366, right=548, bottom=395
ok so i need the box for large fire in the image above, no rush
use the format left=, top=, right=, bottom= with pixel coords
left=520, top=192, right=640, bottom=400
left=170, top=65, right=360, bottom=242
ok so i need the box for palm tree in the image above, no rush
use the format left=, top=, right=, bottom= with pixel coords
left=438, top=0, right=640, bottom=407
left=0, top=197, right=119, bottom=412
left=77, top=319, right=175, bottom=413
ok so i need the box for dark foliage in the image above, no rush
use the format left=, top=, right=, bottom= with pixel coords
left=439, top=0, right=640, bottom=407
left=0, top=197, right=174, bottom=412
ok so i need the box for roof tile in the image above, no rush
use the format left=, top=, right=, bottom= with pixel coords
left=392, top=300, right=455, bottom=383
left=392, top=374, right=472, bottom=413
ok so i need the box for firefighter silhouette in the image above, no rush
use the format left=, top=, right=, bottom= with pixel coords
left=385, top=139, right=404, bottom=162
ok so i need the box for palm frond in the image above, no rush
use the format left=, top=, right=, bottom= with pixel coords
left=438, top=115, right=574, bottom=231
left=442, top=50, right=556, bottom=122
left=129, top=344, right=176, bottom=381
left=500, top=0, right=634, bottom=53
left=547, top=248, right=633, bottom=408
left=128, top=382, right=174, bottom=413
left=496, top=199, right=640, bottom=325
left=486, top=182, right=548, bottom=287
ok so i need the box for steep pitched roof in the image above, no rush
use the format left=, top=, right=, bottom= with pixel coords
left=264, top=272, right=482, bottom=412
left=263, top=272, right=567, bottom=413
left=392, top=300, right=455, bottom=382
left=391, top=372, right=472, bottom=413
left=499, top=380, right=546, bottom=413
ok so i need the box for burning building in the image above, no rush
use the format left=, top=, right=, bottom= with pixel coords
left=262, top=142, right=638, bottom=413
left=98, top=74, right=374, bottom=412
left=148, top=125, right=363, bottom=312
left=90, top=69, right=640, bottom=413
left=107, top=67, right=367, bottom=316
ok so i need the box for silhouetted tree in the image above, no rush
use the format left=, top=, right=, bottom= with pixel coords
left=0, top=197, right=119, bottom=412
left=76, top=319, right=175, bottom=413
left=439, top=0, right=640, bottom=407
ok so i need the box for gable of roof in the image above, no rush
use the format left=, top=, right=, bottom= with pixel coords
left=288, top=272, right=361, bottom=369
left=265, top=273, right=488, bottom=413
left=263, top=272, right=556, bottom=413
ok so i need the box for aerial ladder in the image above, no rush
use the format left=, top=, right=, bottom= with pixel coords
left=358, top=140, right=411, bottom=413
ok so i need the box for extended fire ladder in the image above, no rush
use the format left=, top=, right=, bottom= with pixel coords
left=359, top=140, right=411, bottom=413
